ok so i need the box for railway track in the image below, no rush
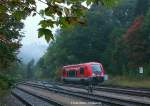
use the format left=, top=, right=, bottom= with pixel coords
left=16, top=81, right=150, bottom=106
left=13, top=84, right=104, bottom=106
left=55, top=82, right=150, bottom=98
left=11, top=90, right=32, bottom=106
left=95, top=86, right=150, bottom=98
left=11, top=86, right=63, bottom=106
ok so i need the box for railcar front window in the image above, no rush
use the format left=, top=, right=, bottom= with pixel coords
left=92, top=64, right=102, bottom=73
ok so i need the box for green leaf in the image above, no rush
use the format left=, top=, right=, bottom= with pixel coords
left=59, top=17, right=69, bottom=28
left=71, top=4, right=87, bottom=17
left=54, top=0, right=65, bottom=3
left=12, top=11, right=26, bottom=21
left=38, top=28, right=45, bottom=38
left=0, top=5, right=7, bottom=13
left=28, top=0, right=36, bottom=4
left=86, top=0, right=92, bottom=6
left=39, top=20, right=55, bottom=28
left=38, top=28, right=54, bottom=42
left=39, top=10, right=45, bottom=16
left=59, top=16, right=86, bottom=28
left=100, top=0, right=120, bottom=7
left=45, top=7, right=56, bottom=16
left=45, top=34, right=51, bottom=42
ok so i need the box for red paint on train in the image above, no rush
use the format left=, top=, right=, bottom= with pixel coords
left=61, top=62, right=106, bottom=84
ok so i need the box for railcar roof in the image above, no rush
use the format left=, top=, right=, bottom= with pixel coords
left=63, top=62, right=101, bottom=68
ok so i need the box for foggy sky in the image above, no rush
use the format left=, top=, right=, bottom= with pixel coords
left=18, top=0, right=48, bottom=64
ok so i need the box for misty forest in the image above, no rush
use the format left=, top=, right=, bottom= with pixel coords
left=0, top=0, right=150, bottom=104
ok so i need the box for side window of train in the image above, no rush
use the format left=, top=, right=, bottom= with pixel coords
left=80, top=67, right=84, bottom=75
left=68, top=70, right=76, bottom=77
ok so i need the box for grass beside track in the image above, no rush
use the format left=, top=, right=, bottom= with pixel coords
left=0, top=89, right=10, bottom=105
left=104, top=76, right=150, bottom=88
left=0, top=89, right=8, bottom=96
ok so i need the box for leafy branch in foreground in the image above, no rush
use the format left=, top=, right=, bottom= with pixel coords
left=0, top=0, right=36, bottom=68
left=37, top=0, right=120, bottom=42
left=0, top=0, right=119, bottom=43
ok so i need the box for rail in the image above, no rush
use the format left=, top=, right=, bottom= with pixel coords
left=19, top=82, right=150, bottom=106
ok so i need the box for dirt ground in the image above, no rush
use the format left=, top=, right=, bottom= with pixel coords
left=0, top=92, right=24, bottom=106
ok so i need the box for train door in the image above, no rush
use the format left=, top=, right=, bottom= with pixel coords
left=80, top=67, right=84, bottom=77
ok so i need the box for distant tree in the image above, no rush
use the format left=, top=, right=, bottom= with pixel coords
left=123, top=16, right=147, bottom=67
left=0, top=0, right=36, bottom=69
left=119, top=0, right=150, bottom=68
left=0, top=17, right=23, bottom=69
left=104, top=28, right=127, bottom=75
left=36, top=57, right=50, bottom=79
left=112, top=0, right=138, bottom=27
left=134, top=0, right=150, bottom=16
left=0, top=61, right=27, bottom=89
left=140, top=9, right=150, bottom=64
left=26, top=59, right=35, bottom=79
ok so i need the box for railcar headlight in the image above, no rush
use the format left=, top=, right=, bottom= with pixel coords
left=92, top=73, right=95, bottom=76
left=104, top=75, right=108, bottom=80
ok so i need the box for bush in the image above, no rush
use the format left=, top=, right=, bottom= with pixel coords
left=0, top=80, right=9, bottom=89
left=0, top=74, right=16, bottom=90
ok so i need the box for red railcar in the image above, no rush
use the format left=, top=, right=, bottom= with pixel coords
left=61, top=62, right=106, bottom=84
